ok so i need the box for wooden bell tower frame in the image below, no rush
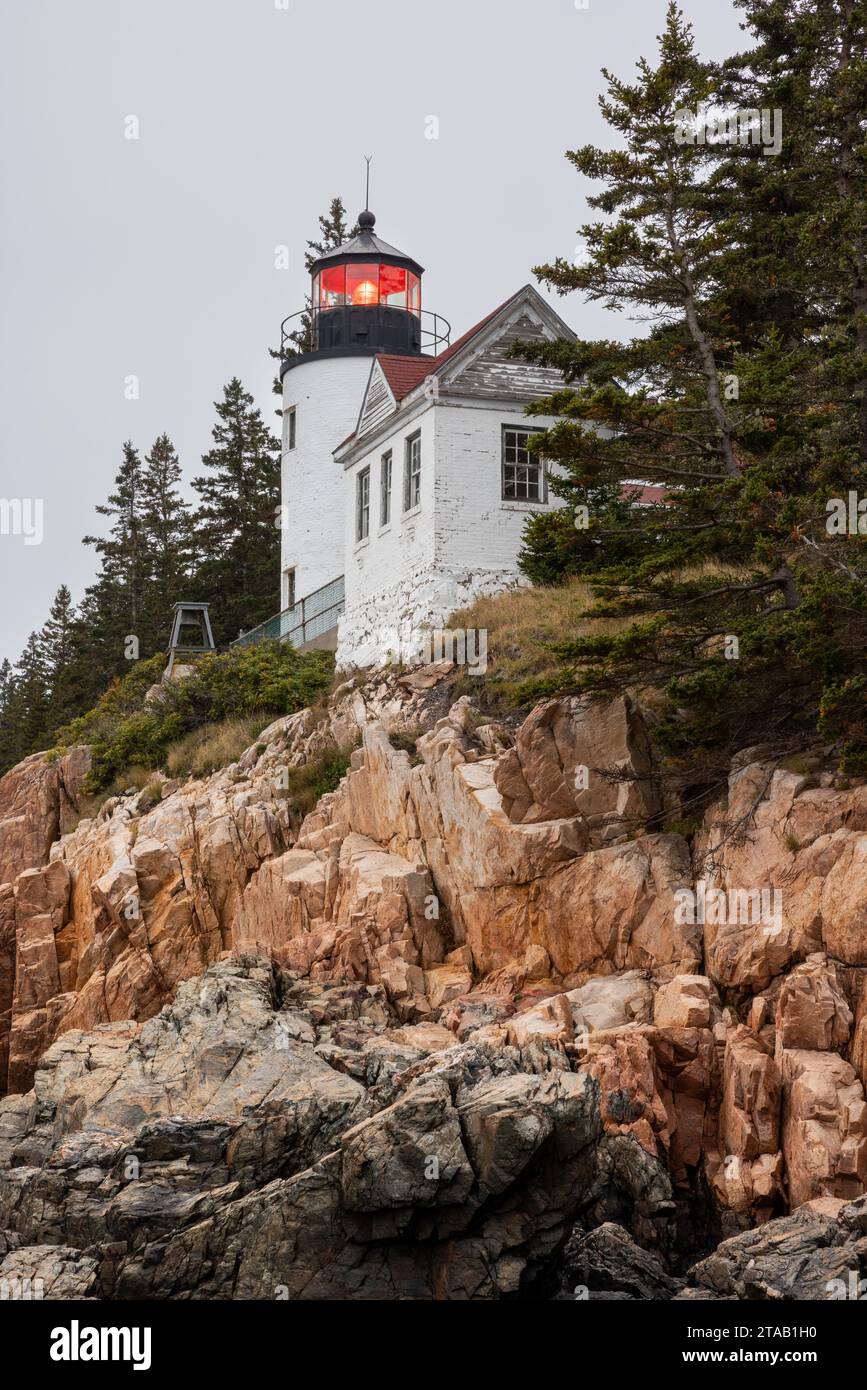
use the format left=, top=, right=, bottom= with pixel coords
left=165, top=602, right=216, bottom=677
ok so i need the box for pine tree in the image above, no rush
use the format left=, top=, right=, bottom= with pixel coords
left=82, top=441, right=147, bottom=662
left=271, top=197, right=360, bottom=388
left=0, top=659, right=17, bottom=773
left=192, top=378, right=281, bottom=644
left=38, top=584, right=89, bottom=735
left=5, top=633, right=50, bottom=759
left=139, top=433, right=193, bottom=649
left=514, top=0, right=867, bottom=792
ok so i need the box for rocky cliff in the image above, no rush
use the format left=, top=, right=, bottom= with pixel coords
left=1, top=665, right=865, bottom=1299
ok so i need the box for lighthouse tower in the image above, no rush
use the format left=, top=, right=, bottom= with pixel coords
left=278, top=209, right=448, bottom=636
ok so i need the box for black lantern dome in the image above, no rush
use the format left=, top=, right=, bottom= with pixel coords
left=280, top=209, right=450, bottom=372
left=308, top=209, right=426, bottom=356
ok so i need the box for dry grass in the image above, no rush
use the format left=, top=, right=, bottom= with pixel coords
left=658, top=559, right=755, bottom=586
left=107, top=764, right=154, bottom=796
left=447, top=579, right=631, bottom=709
left=446, top=564, right=762, bottom=712
left=165, top=715, right=267, bottom=779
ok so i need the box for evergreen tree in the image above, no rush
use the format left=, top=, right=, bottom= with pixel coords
left=139, top=433, right=193, bottom=648
left=192, top=378, right=281, bottom=644
left=4, top=633, right=50, bottom=759
left=39, top=584, right=84, bottom=733
left=271, top=196, right=360, bottom=388
left=514, top=1, right=867, bottom=794
left=82, top=441, right=147, bottom=661
left=0, top=659, right=17, bottom=774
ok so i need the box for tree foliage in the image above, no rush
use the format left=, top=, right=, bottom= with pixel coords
left=516, top=0, right=867, bottom=791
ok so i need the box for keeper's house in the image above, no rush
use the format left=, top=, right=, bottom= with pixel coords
left=240, top=206, right=574, bottom=667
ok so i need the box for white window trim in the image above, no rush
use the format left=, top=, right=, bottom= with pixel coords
left=403, top=431, right=422, bottom=514
left=356, top=465, right=371, bottom=543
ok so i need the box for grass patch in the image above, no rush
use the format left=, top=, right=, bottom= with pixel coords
left=279, top=748, right=354, bottom=815
left=165, top=715, right=268, bottom=778
left=387, top=727, right=423, bottom=765
left=447, top=579, right=630, bottom=712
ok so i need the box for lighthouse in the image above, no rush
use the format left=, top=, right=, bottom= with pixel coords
left=278, top=209, right=449, bottom=642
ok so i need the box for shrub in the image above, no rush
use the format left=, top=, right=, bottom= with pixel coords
left=53, top=642, right=333, bottom=793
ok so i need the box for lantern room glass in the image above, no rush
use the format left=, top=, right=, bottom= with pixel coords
left=408, top=271, right=421, bottom=315
left=379, top=264, right=407, bottom=307
left=319, top=265, right=346, bottom=306
left=346, top=263, right=379, bottom=306
left=314, top=262, right=422, bottom=312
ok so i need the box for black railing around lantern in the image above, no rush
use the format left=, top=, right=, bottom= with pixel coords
left=280, top=304, right=451, bottom=361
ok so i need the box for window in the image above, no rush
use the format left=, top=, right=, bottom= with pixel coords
left=319, top=265, right=346, bottom=307
left=380, top=451, right=392, bottom=526
left=284, top=568, right=296, bottom=609
left=356, top=466, right=370, bottom=542
left=407, top=271, right=421, bottom=315
left=502, top=427, right=545, bottom=502
left=379, top=265, right=407, bottom=307
left=346, top=263, right=380, bottom=306
left=286, top=408, right=296, bottom=451
left=403, top=433, right=421, bottom=512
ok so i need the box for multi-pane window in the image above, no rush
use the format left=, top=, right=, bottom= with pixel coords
left=403, top=433, right=421, bottom=512
left=356, top=466, right=370, bottom=541
left=284, top=568, right=296, bottom=609
left=380, top=451, right=392, bottom=526
left=286, top=408, right=296, bottom=451
left=502, top=427, right=545, bottom=502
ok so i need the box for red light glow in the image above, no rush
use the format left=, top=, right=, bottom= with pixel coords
left=353, top=279, right=378, bottom=305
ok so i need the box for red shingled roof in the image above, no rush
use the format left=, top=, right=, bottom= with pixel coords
left=376, top=287, right=528, bottom=403
left=622, top=483, right=670, bottom=506
left=376, top=354, right=436, bottom=401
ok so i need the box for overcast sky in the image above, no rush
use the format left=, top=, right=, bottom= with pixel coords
left=0, top=0, right=747, bottom=664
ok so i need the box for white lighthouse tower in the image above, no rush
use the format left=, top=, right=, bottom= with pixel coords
left=278, top=208, right=448, bottom=646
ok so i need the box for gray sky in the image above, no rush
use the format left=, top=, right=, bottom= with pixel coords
left=0, top=0, right=746, bottom=664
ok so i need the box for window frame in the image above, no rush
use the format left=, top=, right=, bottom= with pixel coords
left=501, top=425, right=547, bottom=504
left=286, top=407, right=296, bottom=452
left=403, top=432, right=422, bottom=513
left=380, top=450, right=392, bottom=527
left=356, top=465, right=371, bottom=543
left=283, top=567, right=296, bottom=610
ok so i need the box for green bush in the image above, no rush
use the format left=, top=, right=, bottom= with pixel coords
left=53, top=642, right=333, bottom=793
left=280, top=749, right=353, bottom=814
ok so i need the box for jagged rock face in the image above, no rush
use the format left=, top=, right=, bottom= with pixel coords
left=0, top=748, right=90, bottom=886
left=0, top=749, right=91, bottom=1094
left=684, top=1195, right=867, bottom=1299
left=0, top=957, right=677, bottom=1300
left=339, top=703, right=698, bottom=980
left=695, top=761, right=867, bottom=990
left=1, top=669, right=867, bottom=1297
left=493, top=694, right=661, bottom=832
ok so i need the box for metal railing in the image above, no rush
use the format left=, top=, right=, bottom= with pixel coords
left=280, top=304, right=451, bottom=359
left=232, top=575, right=345, bottom=649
